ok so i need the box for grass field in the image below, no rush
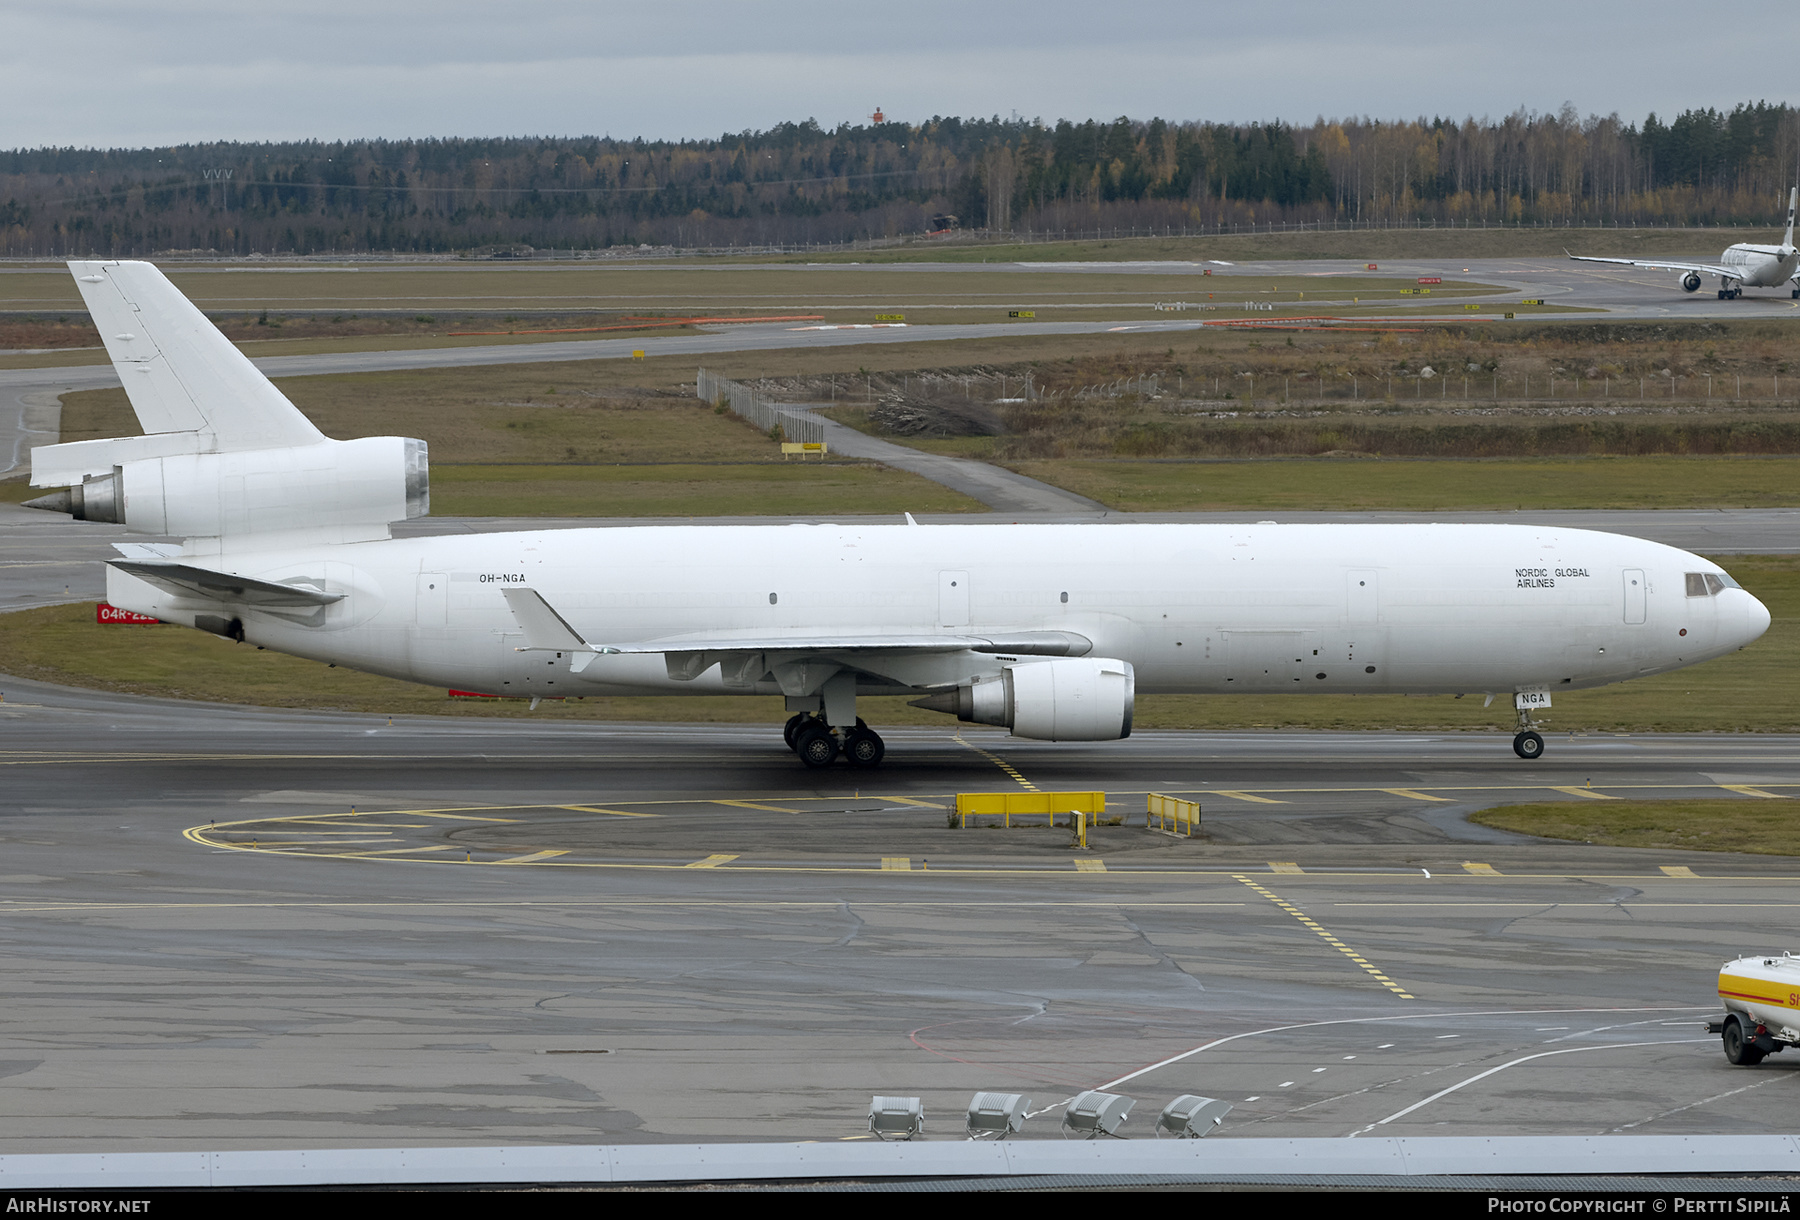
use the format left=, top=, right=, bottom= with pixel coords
left=1001, top=455, right=1800, bottom=511
left=0, top=263, right=1499, bottom=317
left=429, top=462, right=975, bottom=517
left=1469, top=800, right=1800, bottom=856
left=807, top=226, right=1792, bottom=265
left=2, top=555, right=1792, bottom=731
left=48, top=365, right=985, bottom=516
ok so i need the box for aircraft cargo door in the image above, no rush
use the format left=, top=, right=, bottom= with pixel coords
left=1623, top=569, right=1646, bottom=624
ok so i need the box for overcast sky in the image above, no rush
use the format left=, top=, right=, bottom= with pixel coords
left=4, top=1, right=1793, bottom=149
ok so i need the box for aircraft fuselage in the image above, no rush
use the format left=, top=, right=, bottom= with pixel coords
left=105, top=522, right=1768, bottom=703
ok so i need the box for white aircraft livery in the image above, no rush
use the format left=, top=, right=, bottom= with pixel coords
left=1570, top=188, right=1800, bottom=299
left=27, top=262, right=1771, bottom=765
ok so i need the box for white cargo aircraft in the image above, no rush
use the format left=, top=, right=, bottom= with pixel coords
left=26, top=262, right=1771, bottom=765
left=1569, top=188, right=1800, bottom=299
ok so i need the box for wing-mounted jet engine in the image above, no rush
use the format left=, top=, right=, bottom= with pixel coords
left=912, top=657, right=1135, bottom=742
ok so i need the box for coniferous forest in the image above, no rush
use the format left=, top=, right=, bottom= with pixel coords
left=3, top=103, right=1797, bottom=257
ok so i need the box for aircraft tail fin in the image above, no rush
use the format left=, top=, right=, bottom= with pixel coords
left=30, top=262, right=427, bottom=546
left=68, top=260, right=324, bottom=451
left=1786, top=186, right=1796, bottom=249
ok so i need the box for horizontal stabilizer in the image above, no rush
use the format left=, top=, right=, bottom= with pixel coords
left=107, top=560, right=343, bottom=607
left=67, top=260, right=324, bottom=450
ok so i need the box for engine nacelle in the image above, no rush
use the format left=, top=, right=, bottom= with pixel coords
left=921, top=657, right=1134, bottom=741
left=30, top=436, right=428, bottom=542
left=1680, top=271, right=1702, bottom=293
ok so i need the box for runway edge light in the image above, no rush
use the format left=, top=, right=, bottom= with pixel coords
left=965, top=1092, right=1030, bottom=1140
left=1157, top=1094, right=1233, bottom=1139
left=1064, top=1090, right=1136, bottom=1139
left=869, top=1096, right=923, bottom=1141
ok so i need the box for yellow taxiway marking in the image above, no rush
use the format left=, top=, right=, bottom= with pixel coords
left=1551, top=786, right=1619, bottom=800
left=954, top=735, right=1038, bottom=792
left=1269, top=862, right=1304, bottom=874
left=883, top=796, right=949, bottom=809
left=411, top=811, right=522, bottom=823
left=337, top=845, right=460, bottom=858
left=1384, top=788, right=1454, bottom=803
left=495, top=850, right=568, bottom=865
left=267, top=820, right=431, bottom=829
left=1216, top=790, right=1286, bottom=805
left=1074, top=859, right=1107, bottom=873
left=1720, top=785, right=1788, bottom=799
left=714, top=800, right=802, bottom=814
left=881, top=857, right=912, bottom=871
left=1661, top=865, right=1699, bottom=878
left=686, top=854, right=739, bottom=869
left=558, top=805, right=660, bottom=818
left=1463, top=863, right=1501, bottom=876
left=217, top=840, right=395, bottom=848
left=1234, top=874, right=1415, bottom=1000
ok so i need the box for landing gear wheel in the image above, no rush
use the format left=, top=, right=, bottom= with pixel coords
left=795, top=724, right=839, bottom=768
left=1724, top=1018, right=1766, bottom=1066
left=1513, top=730, right=1545, bottom=759
left=783, top=713, right=810, bottom=751
left=842, top=727, right=885, bottom=767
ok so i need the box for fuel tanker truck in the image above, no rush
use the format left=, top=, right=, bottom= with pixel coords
left=1708, top=954, right=1800, bottom=1065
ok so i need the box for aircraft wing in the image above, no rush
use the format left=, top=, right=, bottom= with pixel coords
left=500, top=588, right=1088, bottom=659
left=606, top=631, right=1093, bottom=657
left=1568, top=254, right=1735, bottom=278
left=107, top=559, right=343, bottom=607
left=621, top=632, right=1093, bottom=685
left=499, top=587, right=1089, bottom=681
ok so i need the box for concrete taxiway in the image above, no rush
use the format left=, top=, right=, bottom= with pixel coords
left=0, top=673, right=1796, bottom=1152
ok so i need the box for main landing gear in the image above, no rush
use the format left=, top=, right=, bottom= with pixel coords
left=1718, top=287, right=1742, bottom=300
left=784, top=713, right=885, bottom=769
left=1512, top=706, right=1545, bottom=759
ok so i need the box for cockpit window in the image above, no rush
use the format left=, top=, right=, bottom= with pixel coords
left=1686, top=573, right=1708, bottom=597
left=1704, top=574, right=1727, bottom=596
left=1687, top=572, right=1732, bottom=596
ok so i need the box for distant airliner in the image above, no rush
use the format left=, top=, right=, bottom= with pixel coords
left=25, top=262, right=1771, bottom=766
left=1570, top=188, right=1800, bottom=299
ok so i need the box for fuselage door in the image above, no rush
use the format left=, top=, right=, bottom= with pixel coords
left=1348, top=569, right=1379, bottom=624
left=1623, top=569, right=1646, bottom=624
left=938, top=570, right=970, bottom=628
left=417, top=571, right=449, bottom=627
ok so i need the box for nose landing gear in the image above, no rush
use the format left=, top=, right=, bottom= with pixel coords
left=1512, top=706, right=1546, bottom=759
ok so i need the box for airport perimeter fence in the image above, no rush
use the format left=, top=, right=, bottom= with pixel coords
left=695, top=369, right=824, bottom=446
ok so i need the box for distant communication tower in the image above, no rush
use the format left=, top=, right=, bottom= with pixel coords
left=870, top=106, right=885, bottom=124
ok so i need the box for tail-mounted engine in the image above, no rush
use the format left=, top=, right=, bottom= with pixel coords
left=27, top=436, right=428, bottom=543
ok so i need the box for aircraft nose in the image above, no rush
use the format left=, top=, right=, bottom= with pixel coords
left=1731, top=588, right=1772, bottom=647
